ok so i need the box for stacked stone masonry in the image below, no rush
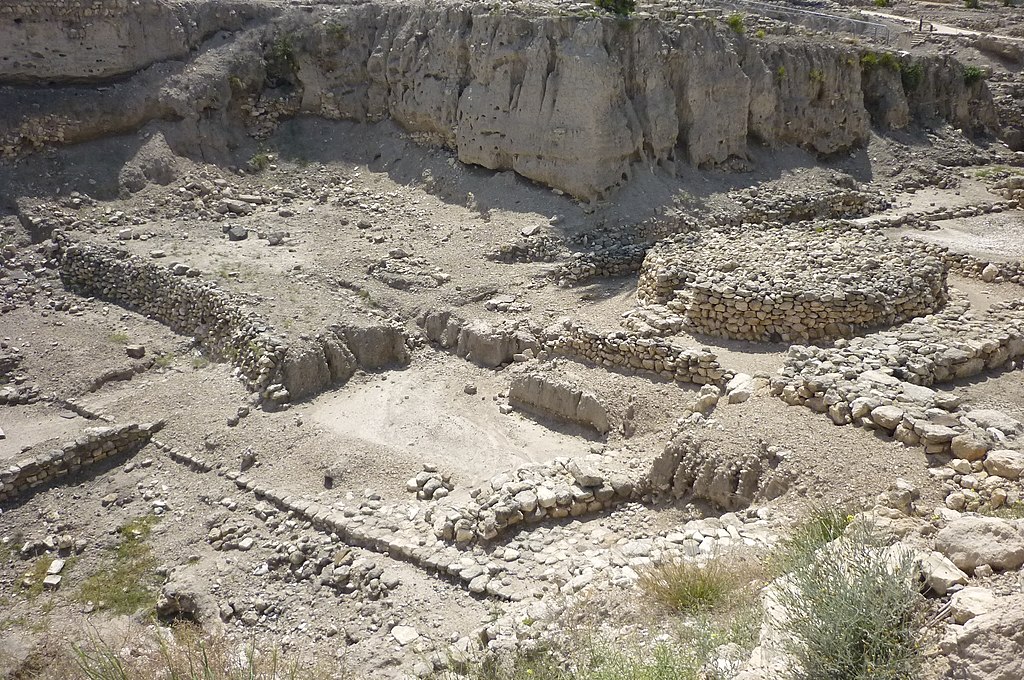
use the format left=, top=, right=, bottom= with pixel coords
left=54, top=233, right=288, bottom=394
left=547, top=322, right=730, bottom=385
left=771, top=297, right=1024, bottom=480
left=0, top=422, right=159, bottom=503
left=637, top=227, right=949, bottom=343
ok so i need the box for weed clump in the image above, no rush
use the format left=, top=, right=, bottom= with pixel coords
left=726, top=13, right=745, bottom=34
left=593, top=0, right=635, bottom=16
left=77, top=515, right=161, bottom=615
left=638, top=558, right=749, bottom=614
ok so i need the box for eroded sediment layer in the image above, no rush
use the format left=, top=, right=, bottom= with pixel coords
left=0, top=0, right=999, bottom=199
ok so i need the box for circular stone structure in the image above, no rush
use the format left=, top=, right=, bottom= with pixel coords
left=636, top=227, right=949, bottom=343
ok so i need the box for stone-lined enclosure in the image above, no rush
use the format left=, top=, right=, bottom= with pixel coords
left=53, top=233, right=410, bottom=404
left=0, top=0, right=1000, bottom=199
left=636, top=227, right=949, bottom=342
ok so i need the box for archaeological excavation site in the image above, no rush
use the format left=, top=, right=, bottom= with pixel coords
left=3, top=0, right=1024, bottom=677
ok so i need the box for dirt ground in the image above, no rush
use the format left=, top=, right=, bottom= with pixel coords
left=2, top=0, right=1024, bottom=677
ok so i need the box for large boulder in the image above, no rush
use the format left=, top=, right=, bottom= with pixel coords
left=935, top=517, right=1024, bottom=574
left=943, top=594, right=1024, bottom=680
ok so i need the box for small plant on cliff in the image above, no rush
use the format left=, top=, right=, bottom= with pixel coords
left=325, top=22, right=349, bottom=48
left=963, top=65, right=985, bottom=85
left=775, top=65, right=787, bottom=82
left=755, top=28, right=767, bottom=38
left=593, top=0, right=635, bottom=16
left=964, top=0, right=980, bottom=7
left=265, top=34, right=298, bottom=85
left=809, top=68, right=825, bottom=84
left=900, top=61, right=924, bottom=90
left=726, top=13, right=746, bottom=33
left=873, top=0, right=890, bottom=7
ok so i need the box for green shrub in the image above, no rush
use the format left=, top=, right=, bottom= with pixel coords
left=776, top=65, right=787, bottom=82
left=901, top=61, right=924, bottom=90
left=755, top=28, right=767, bottom=39
left=108, top=331, right=130, bottom=345
left=964, top=0, right=980, bottom=7
left=265, top=35, right=298, bottom=84
left=726, top=13, right=745, bottom=34
left=873, top=0, right=890, bottom=6
left=963, top=65, right=985, bottom=85
left=776, top=525, right=924, bottom=680
left=593, top=0, right=635, bottom=16
left=809, top=68, right=825, bottom=84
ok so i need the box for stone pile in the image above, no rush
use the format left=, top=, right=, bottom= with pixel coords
left=486, top=235, right=565, bottom=264
left=406, top=465, right=454, bottom=501
left=637, top=227, right=948, bottom=343
left=0, top=422, right=160, bottom=503
left=431, top=457, right=644, bottom=545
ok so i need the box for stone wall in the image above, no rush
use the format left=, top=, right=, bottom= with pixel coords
left=53, top=234, right=410, bottom=405
left=547, top=321, right=730, bottom=386
left=649, top=431, right=790, bottom=511
left=0, top=422, right=159, bottom=503
left=508, top=373, right=611, bottom=435
left=431, top=457, right=643, bottom=545
left=54, top=232, right=288, bottom=394
left=636, top=228, right=948, bottom=343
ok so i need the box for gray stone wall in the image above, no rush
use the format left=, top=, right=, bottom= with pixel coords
left=0, top=422, right=159, bottom=503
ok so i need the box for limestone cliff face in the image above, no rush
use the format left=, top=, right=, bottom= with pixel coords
left=0, top=0, right=1000, bottom=199
left=0, top=0, right=275, bottom=84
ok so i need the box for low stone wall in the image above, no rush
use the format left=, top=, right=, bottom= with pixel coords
left=431, top=457, right=643, bottom=545
left=54, top=233, right=287, bottom=394
left=770, top=298, right=1024, bottom=508
left=649, top=431, right=790, bottom=511
left=637, top=228, right=948, bottom=343
left=418, top=309, right=540, bottom=367
left=53, top=234, right=409, bottom=405
left=547, top=322, right=731, bottom=386
left=913, top=239, right=1024, bottom=287
left=0, top=422, right=160, bottom=503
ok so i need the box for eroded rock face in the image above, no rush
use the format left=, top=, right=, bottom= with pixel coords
left=0, top=2, right=1000, bottom=200
left=508, top=373, right=611, bottom=434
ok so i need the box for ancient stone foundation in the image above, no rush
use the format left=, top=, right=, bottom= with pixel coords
left=637, top=227, right=949, bottom=343
left=0, top=422, right=160, bottom=503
